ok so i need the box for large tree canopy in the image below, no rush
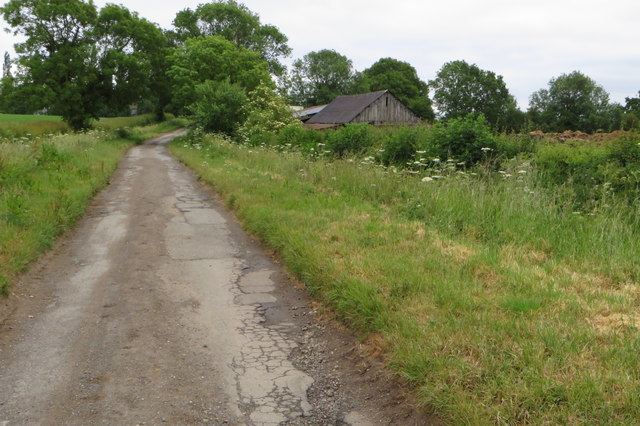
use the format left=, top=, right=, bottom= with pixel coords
left=355, top=57, right=434, bottom=121
left=287, top=49, right=354, bottom=107
left=1, top=0, right=166, bottom=129
left=625, top=91, right=640, bottom=115
left=430, top=60, right=520, bottom=130
left=166, top=35, right=270, bottom=115
left=528, top=71, right=611, bottom=133
left=172, top=0, right=290, bottom=75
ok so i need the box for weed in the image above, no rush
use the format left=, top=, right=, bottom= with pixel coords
left=171, top=132, right=640, bottom=424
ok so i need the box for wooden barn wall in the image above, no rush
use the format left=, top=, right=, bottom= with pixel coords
left=352, top=93, right=420, bottom=124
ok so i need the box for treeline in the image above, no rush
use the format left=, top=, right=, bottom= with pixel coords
left=1, top=0, right=639, bottom=134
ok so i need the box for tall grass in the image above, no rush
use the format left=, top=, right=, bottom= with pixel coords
left=0, top=119, right=188, bottom=293
left=171, top=133, right=640, bottom=424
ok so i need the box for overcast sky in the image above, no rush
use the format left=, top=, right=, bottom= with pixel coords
left=1, top=0, right=638, bottom=109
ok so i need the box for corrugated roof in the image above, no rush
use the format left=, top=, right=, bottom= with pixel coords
left=306, top=90, right=388, bottom=124
left=293, top=104, right=327, bottom=118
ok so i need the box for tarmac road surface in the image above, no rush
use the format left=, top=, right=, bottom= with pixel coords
left=0, top=130, right=436, bottom=425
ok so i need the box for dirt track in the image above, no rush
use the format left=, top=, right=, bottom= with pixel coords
left=0, top=130, right=436, bottom=425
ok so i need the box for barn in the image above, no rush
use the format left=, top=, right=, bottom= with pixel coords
left=305, top=90, right=421, bottom=127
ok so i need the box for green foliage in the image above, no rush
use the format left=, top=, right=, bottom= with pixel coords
left=624, top=91, right=640, bottom=115
left=356, top=58, right=434, bottom=121
left=431, top=60, right=521, bottom=131
left=531, top=134, right=640, bottom=207
left=172, top=0, right=290, bottom=75
left=167, top=35, right=270, bottom=115
left=0, top=0, right=168, bottom=130
left=172, top=133, right=640, bottom=424
left=190, top=80, right=247, bottom=134
left=380, top=125, right=432, bottom=166
left=535, top=143, right=609, bottom=204
left=325, top=123, right=374, bottom=157
left=431, top=114, right=496, bottom=165
left=528, top=71, right=612, bottom=133
left=276, top=124, right=324, bottom=152
left=286, top=49, right=355, bottom=106
left=237, top=82, right=298, bottom=142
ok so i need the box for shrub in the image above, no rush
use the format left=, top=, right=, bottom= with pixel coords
left=381, top=125, right=433, bottom=166
left=237, top=82, right=298, bottom=143
left=189, top=80, right=248, bottom=135
left=431, top=114, right=496, bottom=165
left=494, top=134, right=537, bottom=160
left=326, top=123, right=374, bottom=157
left=276, top=123, right=324, bottom=152
left=534, top=143, right=608, bottom=205
left=606, top=134, right=640, bottom=167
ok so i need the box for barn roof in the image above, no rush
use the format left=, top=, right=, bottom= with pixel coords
left=306, top=90, right=388, bottom=124
left=293, top=104, right=327, bottom=118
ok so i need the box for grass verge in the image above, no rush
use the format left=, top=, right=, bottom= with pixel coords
left=170, top=133, right=640, bottom=424
left=0, top=120, right=187, bottom=294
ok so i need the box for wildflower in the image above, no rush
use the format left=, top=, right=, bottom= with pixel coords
left=481, top=147, right=493, bottom=152
left=421, top=177, right=434, bottom=183
left=416, top=150, right=426, bottom=154
left=432, top=158, right=441, bottom=162
left=518, top=170, right=527, bottom=174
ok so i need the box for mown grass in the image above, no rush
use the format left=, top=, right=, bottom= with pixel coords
left=171, top=133, right=640, bottom=424
left=0, top=119, right=188, bottom=293
left=0, top=113, right=170, bottom=138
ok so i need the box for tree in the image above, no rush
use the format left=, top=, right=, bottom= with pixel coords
left=287, top=49, right=354, bottom=107
left=238, top=82, right=298, bottom=143
left=625, top=91, right=640, bottom=115
left=94, top=4, right=168, bottom=118
left=355, top=57, right=434, bottom=121
left=172, top=1, right=290, bottom=75
left=189, top=79, right=247, bottom=134
left=528, top=71, right=611, bottom=133
left=2, top=52, right=11, bottom=78
left=1, top=0, right=167, bottom=129
left=430, top=60, right=520, bottom=130
left=166, top=35, right=270, bottom=115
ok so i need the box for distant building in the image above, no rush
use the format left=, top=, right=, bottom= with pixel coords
left=304, top=90, right=420, bottom=128
left=293, top=104, right=327, bottom=122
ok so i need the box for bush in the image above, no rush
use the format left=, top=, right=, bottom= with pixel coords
left=326, top=123, right=374, bottom=157
left=494, top=134, right=537, bottom=160
left=276, top=124, right=324, bottom=152
left=381, top=125, right=433, bottom=166
left=189, top=80, right=247, bottom=135
left=607, top=134, right=640, bottom=166
left=431, top=114, right=496, bottom=165
left=534, top=143, right=608, bottom=205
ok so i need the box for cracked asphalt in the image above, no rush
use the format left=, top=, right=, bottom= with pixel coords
left=0, top=130, right=437, bottom=425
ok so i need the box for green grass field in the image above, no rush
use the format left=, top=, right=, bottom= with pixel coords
left=0, top=113, right=63, bottom=123
left=171, top=132, right=640, bottom=424
left=0, top=113, right=167, bottom=138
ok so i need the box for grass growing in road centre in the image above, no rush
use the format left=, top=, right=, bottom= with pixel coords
left=171, top=132, right=640, bottom=424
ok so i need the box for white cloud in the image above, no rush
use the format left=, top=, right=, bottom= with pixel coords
left=1, top=0, right=638, bottom=108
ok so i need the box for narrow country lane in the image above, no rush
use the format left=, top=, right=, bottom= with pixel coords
left=0, top=130, right=433, bottom=425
